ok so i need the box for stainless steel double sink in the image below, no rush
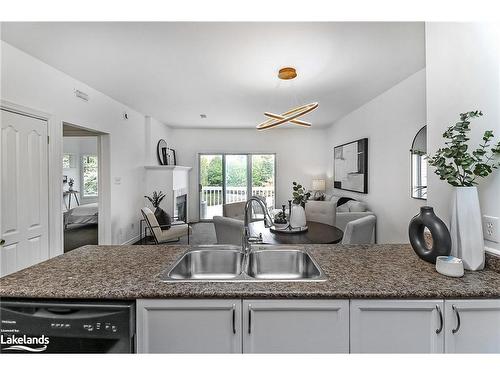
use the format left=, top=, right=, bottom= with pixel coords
left=159, top=245, right=326, bottom=282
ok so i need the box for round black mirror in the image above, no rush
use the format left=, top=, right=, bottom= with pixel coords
left=157, top=139, right=168, bottom=165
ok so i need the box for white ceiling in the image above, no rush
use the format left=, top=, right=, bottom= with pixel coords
left=1, top=22, right=425, bottom=129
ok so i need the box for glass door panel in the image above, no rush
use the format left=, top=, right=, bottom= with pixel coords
left=199, top=154, right=223, bottom=220
left=224, top=155, right=248, bottom=205
left=251, top=154, right=275, bottom=209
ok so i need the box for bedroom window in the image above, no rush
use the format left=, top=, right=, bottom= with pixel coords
left=62, top=153, right=76, bottom=169
left=82, top=155, right=98, bottom=197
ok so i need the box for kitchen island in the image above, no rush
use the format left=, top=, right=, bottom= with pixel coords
left=1, top=244, right=499, bottom=354
left=1, top=244, right=499, bottom=299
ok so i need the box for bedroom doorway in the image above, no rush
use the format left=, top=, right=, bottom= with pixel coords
left=62, top=124, right=103, bottom=252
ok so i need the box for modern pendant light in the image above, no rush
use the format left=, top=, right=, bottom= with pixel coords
left=257, top=67, right=318, bottom=131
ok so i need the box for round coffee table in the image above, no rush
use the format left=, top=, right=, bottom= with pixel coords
left=249, top=220, right=343, bottom=245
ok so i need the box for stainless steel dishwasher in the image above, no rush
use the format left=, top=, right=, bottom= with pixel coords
left=0, top=299, right=135, bottom=353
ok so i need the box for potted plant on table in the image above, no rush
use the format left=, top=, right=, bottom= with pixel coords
left=427, top=110, right=500, bottom=270
left=289, top=181, right=311, bottom=228
left=144, top=191, right=171, bottom=229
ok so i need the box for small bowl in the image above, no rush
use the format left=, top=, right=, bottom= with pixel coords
left=436, top=256, right=464, bottom=277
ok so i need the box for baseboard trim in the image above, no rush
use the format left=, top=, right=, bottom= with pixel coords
left=121, top=234, right=140, bottom=246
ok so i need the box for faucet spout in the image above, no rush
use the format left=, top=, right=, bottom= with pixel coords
left=242, top=196, right=274, bottom=254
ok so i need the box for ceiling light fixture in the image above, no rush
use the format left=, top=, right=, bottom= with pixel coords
left=257, top=67, right=318, bottom=131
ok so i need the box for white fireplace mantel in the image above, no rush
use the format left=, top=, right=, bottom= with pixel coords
left=144, top=165, right=192, bottom=222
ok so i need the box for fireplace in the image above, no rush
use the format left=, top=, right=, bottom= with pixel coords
left=175, top=194, right=187, bottom=223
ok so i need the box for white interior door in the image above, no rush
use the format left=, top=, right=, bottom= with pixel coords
left=1, top=109, right=49, bottom=276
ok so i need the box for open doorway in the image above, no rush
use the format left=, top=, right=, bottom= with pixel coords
left=62, top=123, right=102, bottom=252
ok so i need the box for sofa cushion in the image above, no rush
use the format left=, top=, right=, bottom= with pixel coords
left=337, top=203, right=350, bottom=212
left=346, top=200, right=368, bottom=212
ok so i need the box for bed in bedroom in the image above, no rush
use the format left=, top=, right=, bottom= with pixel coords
left=65, top=202, right=98, bottom=227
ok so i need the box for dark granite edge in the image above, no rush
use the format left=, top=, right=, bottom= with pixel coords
left=485, top=252, right=500, bottom=273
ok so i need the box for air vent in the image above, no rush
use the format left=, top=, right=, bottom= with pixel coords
left=74, top=89, right=89, bottom=102
left=200, top=114, right=207, bottom=119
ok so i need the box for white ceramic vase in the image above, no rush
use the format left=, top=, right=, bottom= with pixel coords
left=450, top=186, right=484, bottom=271
left=290, top=204, right=306, bottom=228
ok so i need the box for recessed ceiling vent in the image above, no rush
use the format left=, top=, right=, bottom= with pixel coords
left=74, top=89, right=89, bottom=102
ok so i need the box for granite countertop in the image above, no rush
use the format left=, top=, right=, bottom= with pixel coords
left=0, top=244, right=499, bottom=300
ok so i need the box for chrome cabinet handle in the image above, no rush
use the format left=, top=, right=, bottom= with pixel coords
left=435, top=305, right=443, bottom=334
left=452, top=305, right=461, bottom=334
left=232, top=304, right=236, bottom=334
left=248, top=304, right=252, bottom=334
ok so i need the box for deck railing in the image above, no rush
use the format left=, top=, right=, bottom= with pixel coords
left=201, top=186, right=274, bottom=207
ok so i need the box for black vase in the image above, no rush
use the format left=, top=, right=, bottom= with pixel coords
left=408, top=206, right=451, bottom=263
left=154, top=207, right=171, bottom=230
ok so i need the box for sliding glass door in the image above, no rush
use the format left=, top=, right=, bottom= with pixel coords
left=199, top=153, right=275, bottom=221
left=225, top=154, right=248, bottom=204
left=199, top=154, right=223, bottom=220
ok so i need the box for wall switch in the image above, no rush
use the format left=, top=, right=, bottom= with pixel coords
left=482, top=215, right=499, bottom=243
left=114, top=177, right=122, bottom=185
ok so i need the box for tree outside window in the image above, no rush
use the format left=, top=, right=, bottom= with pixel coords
left=82, top=155, right=98, bottom=197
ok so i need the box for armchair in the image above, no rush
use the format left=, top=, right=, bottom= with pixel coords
left=141, top=207, right=191, bottom=244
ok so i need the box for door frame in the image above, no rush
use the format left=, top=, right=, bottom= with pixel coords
left=1, top=99, right=57, bottom=257
left=62, top=122, right=112, bottom=246
left=197, top=152, right=277, bottom=222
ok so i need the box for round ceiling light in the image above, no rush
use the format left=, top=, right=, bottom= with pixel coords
left=278, top=67, right=297, bottom=80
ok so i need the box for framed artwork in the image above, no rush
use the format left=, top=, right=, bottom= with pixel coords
left=334, top=138, right=368, bottom=194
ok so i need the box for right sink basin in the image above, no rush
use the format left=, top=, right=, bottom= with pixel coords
left=247, top=247, right=326, bottom=281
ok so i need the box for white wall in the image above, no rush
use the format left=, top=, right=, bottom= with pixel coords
left=426, top=23, right=500, bottom=254
left=145, top=116, right=172, bottom=165
left=325, top=69, right=427, bottom=243
left=1, top=41, right=171, bottom=249
left=62, top=136, right=98, bottom=206
left=169, top=128, right=328, bottom=221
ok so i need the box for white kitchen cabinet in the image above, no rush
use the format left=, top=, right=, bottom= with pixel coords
left=350, top=299, right=444, bottom=353
left=242, top=299, right=349, bottom=353
left=136, top=299, right=242, bottom=353
left=444, top=299, right=500, bottom=353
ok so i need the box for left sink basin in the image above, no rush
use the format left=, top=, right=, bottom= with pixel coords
left=160, top=245, right=244, bottom=281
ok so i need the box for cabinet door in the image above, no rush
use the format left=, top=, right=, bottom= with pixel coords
left=136, top=299, right=242, bottom=353
left=242, top=299, right=349, bottom=353
left=350, top=300, right=444, bottom=353
left=445, top=299, right=500, bottom=353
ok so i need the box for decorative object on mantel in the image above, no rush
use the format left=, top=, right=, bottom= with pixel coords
left=68, top=178, right=74, bottom=191
left=144, top=191, right=171, bottom=229
left=409, top=206, right=451, bottom=264
left=427, top=110, right=500, bottom=271
left=157, top=139, right=168, bottom=165
left=156, top=139, right=178, bottom=166
left=334, top=138, right=368, bottom=194
left=256, top=67, right=319, bottom=131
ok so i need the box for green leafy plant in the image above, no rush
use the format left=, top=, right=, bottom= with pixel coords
left=292, top=181, right=311, bottom=207
left=144, top=191, right=166, bottom=208
left=427, top=111, right=500, bottom=187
